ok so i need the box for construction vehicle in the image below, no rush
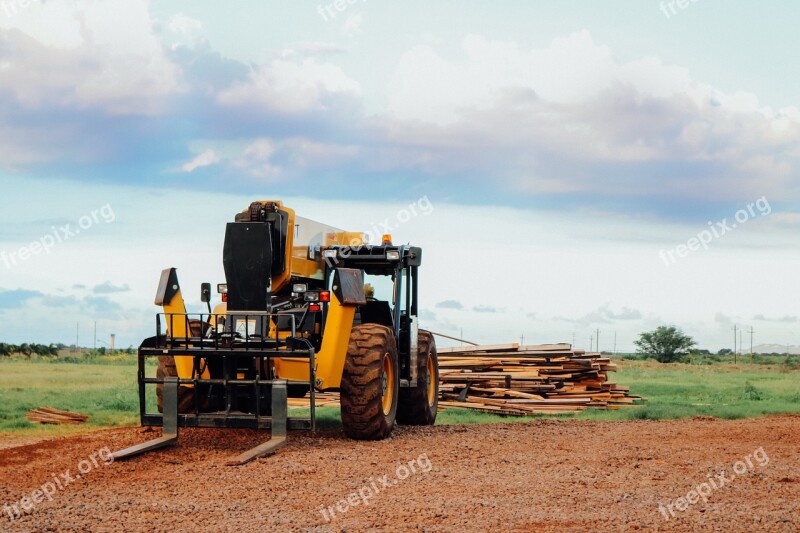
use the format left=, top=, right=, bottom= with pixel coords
left=113, top=201, right=438, bottom=464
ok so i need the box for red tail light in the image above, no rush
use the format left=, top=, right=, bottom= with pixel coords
left=308, top=304, right=321, bottom=312
left=221, top=293, right=227, bottom=302
left=320, top=291, right=331, bottom=303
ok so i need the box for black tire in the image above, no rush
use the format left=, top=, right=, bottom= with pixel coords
left=340, top=324, right=399, bottom=440
left=287, top=384, right=309, bottom=398
left=156, top=356, right=197, bottom=414
left=397, top=330, right=439, bottom=425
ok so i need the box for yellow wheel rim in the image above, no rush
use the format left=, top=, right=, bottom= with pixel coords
left=381, top=352, right=395, bottom=415
left=427, top=354, right=436, bottom=407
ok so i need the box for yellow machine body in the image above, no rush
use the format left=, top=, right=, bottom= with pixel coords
left=158, top=285, right=210, bottom=383
left=272, top=292, right=356, bottom=389
left=160, top=201, right=365, bottom=390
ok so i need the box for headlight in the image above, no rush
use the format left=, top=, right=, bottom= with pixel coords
left=304, top=292, right=320, bottom=302
left=322, top=249, right=338, bottom=259
left=217, top=283, right=228, bottom=294
left=386, top=250, right=401, bottom=261
left=293, top=283, right=308, bottom=293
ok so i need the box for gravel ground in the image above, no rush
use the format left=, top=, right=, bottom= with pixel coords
left=1, top=416, right=798, bottom=532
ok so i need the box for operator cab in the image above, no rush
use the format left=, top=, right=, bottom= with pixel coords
left=323, top=241, right=422, bottom=383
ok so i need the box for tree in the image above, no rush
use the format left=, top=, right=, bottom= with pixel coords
left=717, top=348, right=733, bottom=356
left=634, top=326, right=696, bottom=363
left=19, top=343, right=32, bottom=358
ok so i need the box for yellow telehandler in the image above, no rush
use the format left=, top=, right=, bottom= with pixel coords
left=113, top=201, right=438, bottom=464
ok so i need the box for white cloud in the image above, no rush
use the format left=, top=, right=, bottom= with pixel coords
left=181, top=149, right=220, bottom=173
left=217, top=58, right=362, bottom=114
left=387, top=31, right=797, bottom=127
left=380, top=31, right=800, bottom=205
left=387, top=31, right=615, bottom=124
left=232, top=138, right=281, bottom=179
left=178, top=136, right=358, bottom=178
left=167, top=12, right=207, bottom=50
left=0, top=0, right=181, bottom=115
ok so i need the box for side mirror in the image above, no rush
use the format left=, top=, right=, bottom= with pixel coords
left=200, top=283, right=211, bottom=303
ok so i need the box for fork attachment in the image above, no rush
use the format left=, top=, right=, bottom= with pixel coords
left=112, top=377, right=179, bottom=460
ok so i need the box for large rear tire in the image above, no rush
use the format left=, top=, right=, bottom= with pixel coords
left=340, top=324, right=399, bottom=440
left=156, top=356, right=197, bottom=414
left=397, top=330, right=439, bottom=425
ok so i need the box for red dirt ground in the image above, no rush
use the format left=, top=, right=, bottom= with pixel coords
left=1, top=416, right=798, bottom=532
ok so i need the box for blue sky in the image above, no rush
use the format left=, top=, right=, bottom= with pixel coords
left=1, top=1, right=799, bottom=351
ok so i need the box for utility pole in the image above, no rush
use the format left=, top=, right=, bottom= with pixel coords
left=94, top=321, right=97, bottom=351
left=733, top=324, right=737, bottom=365
left=750, top=326, right=754, bottom=363
left=572, top=332, right=576, bottom=349
left=76, top=322, right=79, bottom=353
left=613, top=331, right=617, bottom=356
left=590, top=335, right=594, bottom=352
left=739, top=328, right=743, bottom=362
left=596, top=328, right=600, bottom=353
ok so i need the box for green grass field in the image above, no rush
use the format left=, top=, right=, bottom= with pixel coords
left=1, top=357, right=798, bottom=439
left=0, top=358, right=143, bottom=439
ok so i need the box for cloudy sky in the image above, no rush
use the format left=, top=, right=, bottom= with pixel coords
left=1, top=1, right=799, bottom=352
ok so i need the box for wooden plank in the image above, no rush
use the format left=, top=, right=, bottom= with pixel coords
left=437, top=343, right=520, bottom=354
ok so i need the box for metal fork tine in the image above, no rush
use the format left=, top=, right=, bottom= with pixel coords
left=226, top=380, right=288, bottom=466
left=112, top=377, right=179, bottom=460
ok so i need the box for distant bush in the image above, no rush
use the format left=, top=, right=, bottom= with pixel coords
left=0, top=342, right=58, bottom=357
left=687, top=355, right=716, bottom=365
left=615, top=353, right=651, bottom=361
left=55, top=356, right=87, bottom=364
left=784, top=356, right=800, bottom=369
left=743, top=382, right=765, bottom=401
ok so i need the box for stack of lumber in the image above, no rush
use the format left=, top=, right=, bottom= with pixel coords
left=26, top=407, right=90, bottom=425
left=287, top=391, right=340, bottom=408
left=438, top=342, right=642, bottom=416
